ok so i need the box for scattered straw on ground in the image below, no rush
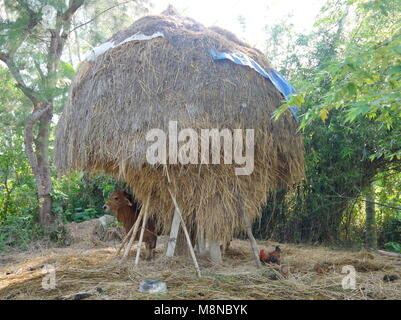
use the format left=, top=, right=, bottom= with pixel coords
left=1, top=239, right=400, bottom=300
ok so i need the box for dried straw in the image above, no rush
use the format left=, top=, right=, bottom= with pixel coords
left=1, top=240, right=400, bottom=300
left=55, top=8, right=304, bottom=242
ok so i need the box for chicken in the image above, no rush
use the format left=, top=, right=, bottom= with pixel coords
left=259, top=246, right=281, bottom=265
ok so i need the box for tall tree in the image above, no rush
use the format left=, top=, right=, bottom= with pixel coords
left=0, top=0, right=149, bottom=229
left=0, top=0, right=84, bottom=227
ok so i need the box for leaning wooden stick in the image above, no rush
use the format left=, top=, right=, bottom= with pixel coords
left=168, top=187, right=201, bottom=278
left=240, top=198, right=261, bottom=269
left=116, top=220, right=136, bottom=256
left=121, top=204, right=145, bottom=261
left=135, top=196, right=150, bottom=265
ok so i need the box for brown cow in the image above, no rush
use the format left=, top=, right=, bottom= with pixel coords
left=103, top=190, right=157, bottom=260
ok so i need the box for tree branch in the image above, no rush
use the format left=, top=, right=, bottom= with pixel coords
left=46, top=0, right=84, bottom=96
left=69, top=0, right=134, bottom=34
left=0, top=1, right=42, bottom=105
left=62, top=0, right=85, bottom=22
left=8, top=1, right=41, bottom=56
left=0, top=52, right=42, bottom=106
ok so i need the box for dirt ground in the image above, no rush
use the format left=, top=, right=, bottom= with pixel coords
left=0, top=238, right=400, bottom=300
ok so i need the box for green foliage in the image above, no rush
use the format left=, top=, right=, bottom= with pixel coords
left=385, top=242, right=401, bottom=253
left=375, top=171, right=401, bottom=246
left=68, top=208, right=98, bottom=223
left=258, top=0, right=401, bottom=245
left=278, top=0, right=401, bottom=161
left=0, top=67, right=37, bottom=222
left=0, top=1, right=148, bottom=250
left=51, top=172, right=124, bottom=224
left=0, top=209, right=44, bottom=250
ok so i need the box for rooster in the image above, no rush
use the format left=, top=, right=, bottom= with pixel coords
left=259, top=246, right=281, bottom=265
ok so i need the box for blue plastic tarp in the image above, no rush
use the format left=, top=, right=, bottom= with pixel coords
left=209, top=49, right=299, bottom=121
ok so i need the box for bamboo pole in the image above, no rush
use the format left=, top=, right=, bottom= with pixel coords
left=135, top=196, right=150, bottom=265
left=240, top=198, right=261, bottom=269
left=116, top=220, right=135, bottom=257
left=168, top=188, right=201, bottom=278
left=120, top=202, right=146, bottom=261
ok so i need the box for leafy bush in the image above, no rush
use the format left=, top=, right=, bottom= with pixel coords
left=51, top=172, right=122, bottom=224
left=0, top=209, right=43, bottom=250
left=70, top=208, right=99, bottom=223
left=49, top=224, right=70, bottom=246
left=381, top=213, right=401, bottom=244
left=384, top=242, right=401, bottom=253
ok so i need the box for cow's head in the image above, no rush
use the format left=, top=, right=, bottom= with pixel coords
left=103, top=189, right=133, bottom=213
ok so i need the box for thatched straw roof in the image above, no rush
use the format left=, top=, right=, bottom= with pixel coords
left=55, top=7, right=304, bottom=241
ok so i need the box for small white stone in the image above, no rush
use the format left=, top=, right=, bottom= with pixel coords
left=139, top=279, right=167, bottom=294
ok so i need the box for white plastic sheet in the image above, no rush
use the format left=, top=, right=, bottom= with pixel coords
left=84, top=32, right=164, bottom=62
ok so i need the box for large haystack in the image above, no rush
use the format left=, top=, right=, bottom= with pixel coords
left=55, top=8, right=304, bottom=243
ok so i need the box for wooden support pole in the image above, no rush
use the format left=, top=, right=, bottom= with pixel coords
left=135, top=196, right=150, bottom=265
left=121, top=201, right=146, bottom=261
left=116, top=219, right=135, bottom=256
left=168, top=188, right=201, bottom=278
left=166, top=208, right=181, bottom=257
left=241, top=203, right=261, bottom=269
left=116, top=230, right=131, bottom=257
left=196, top=229, right=206, bottom=256
left=122, top=212, right=143, bottom=260
left=209, top=240, right=223, bottom=264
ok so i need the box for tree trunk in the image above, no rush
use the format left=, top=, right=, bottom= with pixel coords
left=24, top=104, right=54, bottom=228
left=2, top=171, right=11, bottom=219
left=37, top=108, right=53, bottom=226
left=365, top=183, right=377, bottom=249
